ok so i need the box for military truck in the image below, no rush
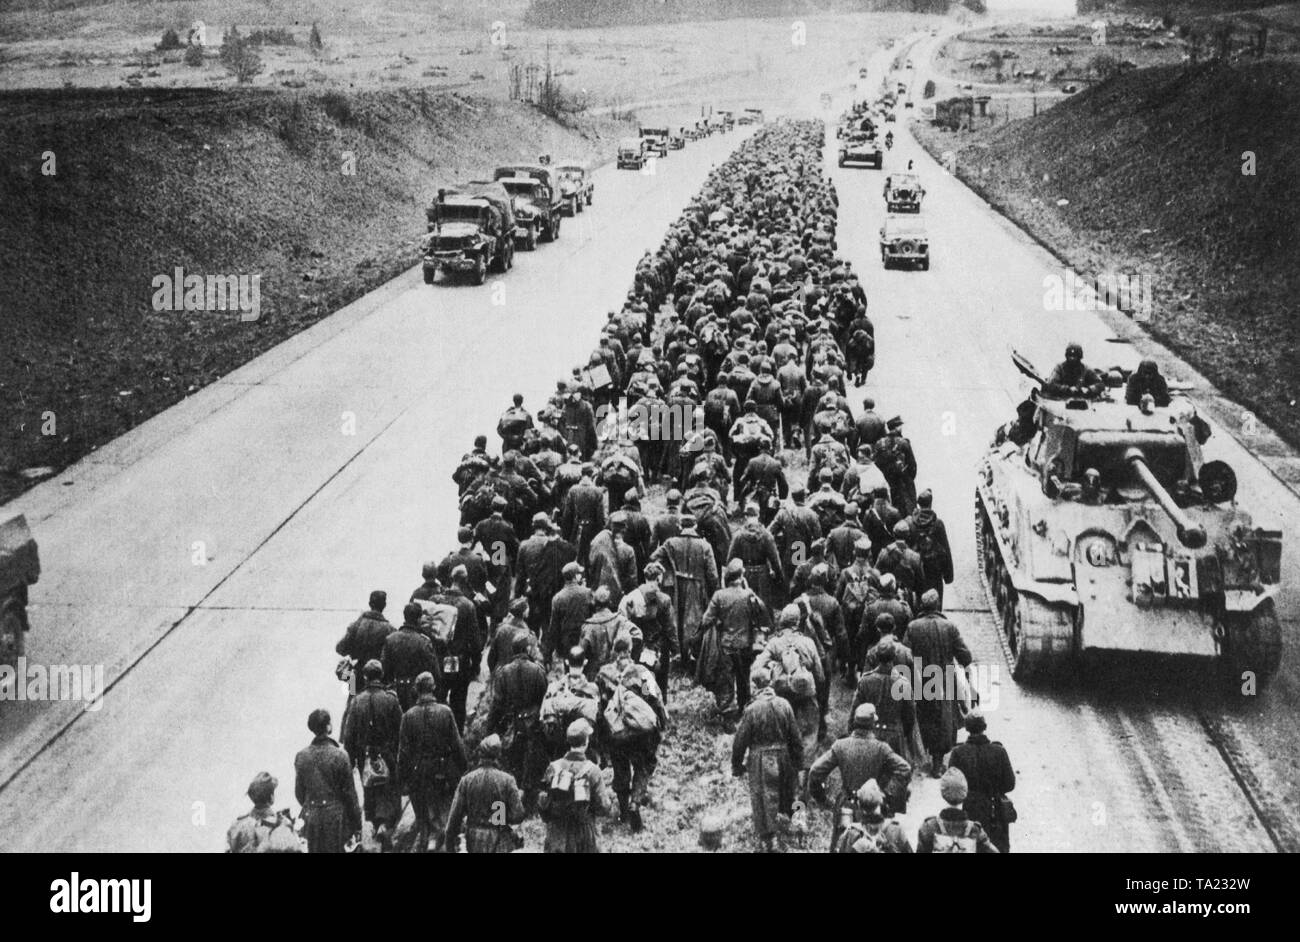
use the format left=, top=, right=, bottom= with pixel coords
left=423, top=182, right=515, bottom=285
left=879, top=214, right=930, bottom=269
left=492, top=164, right=564, bottom=246
left=639, top=126, right=669, bottom=158
left=884, top=172, right=925, bottom=212
left=617, top=137, right=646, bottom=170
left=1, top=515, right=40, bottom=680
left=977, top=355, right=1283, bottom=689
left=555, top=162, right=594, bottom=215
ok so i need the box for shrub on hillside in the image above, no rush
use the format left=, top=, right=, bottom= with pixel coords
left=923, top=79, right=936, bottom=99
left=246, top=28, right=297, bottom=46
left=220, top=26, right=264, bottom=84
left=183, top=43, right=204, bottom=68
left=157, top=28, right=183, bottom=51
left=309, top=23, right=324, bottom=56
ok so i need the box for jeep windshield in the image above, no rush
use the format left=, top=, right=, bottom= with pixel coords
left=884, top=218, right=926, bottom=239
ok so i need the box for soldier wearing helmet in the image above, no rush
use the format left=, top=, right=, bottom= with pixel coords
left=1044, top=342, right=1104, bottom=399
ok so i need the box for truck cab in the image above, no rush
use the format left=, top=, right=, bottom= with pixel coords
left=639, top=127, right=669, bottom=157
left=493, top=165, right=563, bottom=245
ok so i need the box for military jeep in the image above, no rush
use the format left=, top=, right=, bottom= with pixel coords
left=555, top=162, right=594, bottom=215
left=879, top=214, right=930, bottom=270
left=884, top=172, right=925, bottom=213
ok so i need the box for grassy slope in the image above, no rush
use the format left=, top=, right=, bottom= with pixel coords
left=0, top=87, right=624, bottom=500
left=916, top=58, right=1300, bottom=445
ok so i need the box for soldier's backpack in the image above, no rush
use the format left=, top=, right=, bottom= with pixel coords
left=604, top=682, right=659, bottom=742
left=540, top=678, right=600, bottom=738
left=835, top=822, right=895, bottom=854
left=543, top=760, right=591, bottom=821
left=412, top=598, right=458, bottom=644
left=914, top=519, right=943, bottom=564
left=841, top=568, right=875, bottom=615
left=243, top=811, right=302, bottom=854
left=818, top=441, right=850, bottom=477
left=930, top=817, right=978, bottom=853
left=497, top=408, right=531, bottom=441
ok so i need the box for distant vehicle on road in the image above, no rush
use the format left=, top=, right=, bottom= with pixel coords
left=839, top=133, right=883, bottom=169
left=493, top=164, right=564, bottom=245
left=555, top=162, right=594, bottom=214
left=859, top=67, right=869, bottom=78
left=906, top=59, right=914, bottom=69
left=669, top=129, right=686, bottom=149
left=1062, top=84, right=1079, bottom=93
left=879, top=214, right=930, bottom=270
left=884, top=172, right=925, bottom=212
left=743, top=107, right=765, bottom=123
left=617, top=136, right=647, bottom=170
left=423, top=182, right=515, bottom=284
left=0, top=515, right=39, bottom=680
left=639, top=126, right=670, bottom=157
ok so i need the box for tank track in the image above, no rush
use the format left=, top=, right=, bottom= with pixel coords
left=975, top=492, right=1076, bottom=682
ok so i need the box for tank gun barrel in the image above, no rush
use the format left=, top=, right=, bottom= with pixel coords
left=1124, top=447, right=1206, bottom=549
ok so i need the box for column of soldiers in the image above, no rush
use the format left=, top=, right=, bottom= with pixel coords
left=231, top=119, right=1014, bottom=855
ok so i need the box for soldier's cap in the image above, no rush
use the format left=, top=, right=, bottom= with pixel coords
left=509, top=597, right=530, bottom=617
left=562, top=561, right=584, bottom=579
left=852, top=703, right=878, bottom=729
left=966, top=710, right=988, bottom=735
left=403, top=601, right=424, bottom=626
left=878, top=572, right=897, bottom=594
left=501, top=452, right=517, bottom=466
left=593, top=585, right=613, bottom=606
left=680, top=513, right=697, bottom=528
left=457, top=525, right=474, bottom=543
left=609, top=510, right=629, bottom=529
left=862, top=397, right=875, bottom=409
left=853, top=537, right=872, bottom=555
left=858, top=443, right=874, bottom=457
left=624, top=488, right=641, bottom=506
left=818, top=467, right=834, bottom=482
left=872, top=485, right=889, bottom=499
left=532, top=511, right=553, bottom=529
left=875, top=639, right=897, bottom=663
left=940, top=768, right=969, bottom=805
left=665, top=488, right=683, bottom=504
left=450, top=564, right=469, bottom=583
left=491, top=495, right=509, bottom=511
left=479, top=734, right=503, bottom=759
left=778, top=604, right=802, bottom=628
left=511, top=633, right=534, bottom=655
left=917, top=488, right=933, bottom=507
left=744, top=502, right=760, bottom=517
left=422, top=560, right=439, bottom=580
left=893, top=519, right=912, bottom=537
left=845, top=502, right=860, bottom=518
left=855, top=779, right=885, bottom=811
left=725, top=558, right=746, bottom=580
left=886, top=416, right=904, bottom=430
left=580, top=462, right=596, bottom=476
left=363, top=658, right=384, bottom=682
left=791, top=484, right=807, bottom=499
left=474, top=434, right=488, bottom=449
left=247, top=772, right=278, bottom=805
left=307, top=708, right=331, bottom=736
left=920, top=589, right=941, bottom=612
left=758, top=360, right=773, bottom=373
left=566, top=719, right=593, bottom=746
left=644, top=561, right=665, bottom=580
left=567, top=443, right=581, bottom=456
left=750, top=668, right=773, bottom=690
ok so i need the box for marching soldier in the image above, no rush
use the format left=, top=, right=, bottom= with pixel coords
left=398, top=673, right=467, bottom=853
left=294, top=709, right=362, bottom=854
left=445, top=734, right=526, bottom=854
left=539, top=720, right=613, bottom=853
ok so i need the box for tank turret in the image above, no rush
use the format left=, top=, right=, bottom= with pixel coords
left=976, top=353, right=1282, bottom=690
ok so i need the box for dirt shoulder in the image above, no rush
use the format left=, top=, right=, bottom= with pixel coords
left=0, top=86, right=626, bottom=503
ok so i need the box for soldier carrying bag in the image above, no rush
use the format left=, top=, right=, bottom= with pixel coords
left=360, top=698, right=390, bottom=789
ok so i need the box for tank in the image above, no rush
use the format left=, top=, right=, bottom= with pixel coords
left=975, top=354, right=1283, bottom=689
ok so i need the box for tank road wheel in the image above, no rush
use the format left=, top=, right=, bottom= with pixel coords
left=1007, top=593, right=1075, bottom=682
left=0, top=600, right=25, bottom=676
left=1222, top=601, right=1282, bottom=693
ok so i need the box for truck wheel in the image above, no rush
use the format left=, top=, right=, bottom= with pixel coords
left=423, top=268, right=436, bottom=285
left=525, top=226, right=537, bottom=251
left=0, top=600, right=25, bottom=674
left=575, top=196, right=583, bottom=214
left=920, top=259, right=930, bottom=271
left=472, top=257, right=487, bottom=286
left=505, top=243, right=514, bottom=270
left=586, top=191, right=593, bottom=206
left=551, top=215, right=561, bottom=241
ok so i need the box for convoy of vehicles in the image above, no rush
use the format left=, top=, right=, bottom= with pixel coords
left=618, top=136, right=647, bottom=170
left=884, top=172, right=925, bottom=212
